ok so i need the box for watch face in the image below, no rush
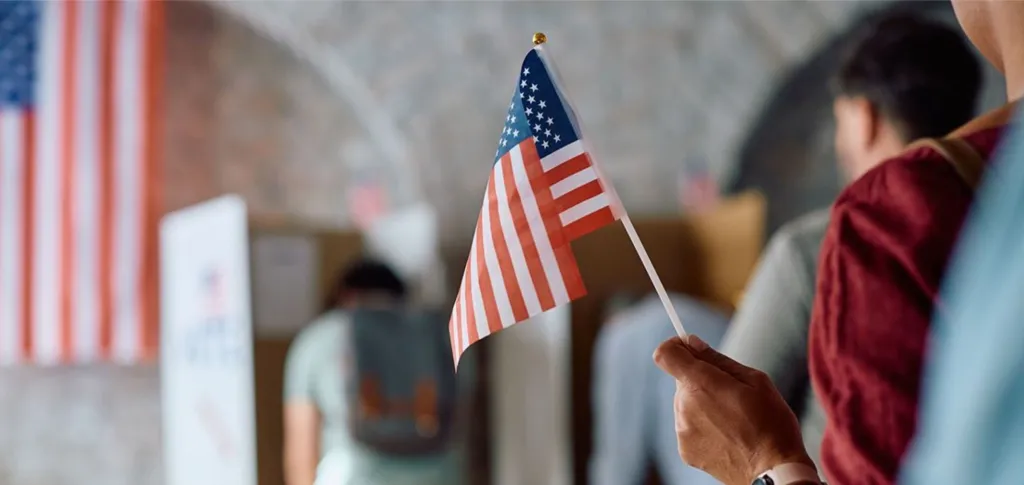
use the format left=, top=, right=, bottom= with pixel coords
left=752, top=477, right=774, bottom=485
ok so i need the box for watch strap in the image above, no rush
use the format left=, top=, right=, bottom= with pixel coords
left=758, top=462, right=821, bottom=485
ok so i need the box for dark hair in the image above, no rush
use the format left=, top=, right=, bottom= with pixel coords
left=831, top=13, right=982, bottom=141
left=323, top=258, right=407, bottom=311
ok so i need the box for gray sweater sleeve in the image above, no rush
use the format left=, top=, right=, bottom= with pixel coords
left=721, top=229, right=815, bottom=410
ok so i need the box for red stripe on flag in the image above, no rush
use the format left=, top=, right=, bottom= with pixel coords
left=462, top=249, right=479, bottom=345
left=520, top=141, right=585, bottom=301
left=59, top=0, right=80, bottom=363
left=473, top=211, right=503, bottom=335
left=139, top=0, right=165, bottom=361
left=486, top=174, right=528, bottom=323
left=553, top=179, right=603, bottom=214
left=21, top=112, right=35, bottom=361
left=564, top=207, right=616, bottom=241
left=98, top=0, right=118, bottom=359
left=544, top=153, right=590, bottom=186
left=500, top=152, right=555, bottom=311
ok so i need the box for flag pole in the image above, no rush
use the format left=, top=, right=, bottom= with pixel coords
left=618, top=214, right=687, bottom=337
left=532, top=33, right=687, bottom=338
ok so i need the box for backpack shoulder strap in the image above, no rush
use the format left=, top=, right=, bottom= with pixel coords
left=906, top=137, right=986, bottom=191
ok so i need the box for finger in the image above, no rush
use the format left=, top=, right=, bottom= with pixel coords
left=685, top=334, right=760, bottom=385
left=653, top=337, right=734, bottom=389
left=653, top=337, right=694, bottom=379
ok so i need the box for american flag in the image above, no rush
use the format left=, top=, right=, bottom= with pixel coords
left=449, top=47, right=618, bottom=365
left=347, top=177, right=388, bottom=230
left=679, top=169, right=720, bottom=213
left=0, top=1, right=163, bottom=365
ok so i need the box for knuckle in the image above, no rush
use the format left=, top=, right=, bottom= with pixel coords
left=750, top=369, right=773, bottom=387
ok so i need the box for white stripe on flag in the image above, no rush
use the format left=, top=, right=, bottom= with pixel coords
left=560, top=193, right=612, bottom=226
left=492, top=158, right=542, bottom=316
left=33, top=1, right=65, bottom=364
left=509, top=145, right=569, bottom=305
left=467, top=238, right=489, bottom=342
left=550, top=167, right=597, bottom=199
left=458, top=278, right=469, bottom=351
left=73, top=0, right=101, bottom=361
left=449, top=287, right=461, bottom=356
left=0, top=111, right=23, bottom=365
left=540, top=141, right=583, bottom=172
left=479, top=188, right=514, bottom=326
left=113, top=1, right=144, bottom=362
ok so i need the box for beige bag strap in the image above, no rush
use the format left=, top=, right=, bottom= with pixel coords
left=906, top=137, right=986, bottom=191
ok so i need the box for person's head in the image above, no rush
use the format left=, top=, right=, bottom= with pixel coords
left=324, top=258, right=407, bottom=311
left=831, top=13, right=981, bottom=181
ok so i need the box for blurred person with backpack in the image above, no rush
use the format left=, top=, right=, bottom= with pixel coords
left=721, top=12, right=981, bottom=469
left=283, top=259, right=464, bottom=485
left=652, top=1, right=1024, bottom=484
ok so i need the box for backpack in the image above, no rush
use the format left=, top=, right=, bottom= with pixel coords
left=345, top=308, right=458, bottom=456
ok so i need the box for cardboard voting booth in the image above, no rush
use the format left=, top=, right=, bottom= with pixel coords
left=160, top=195, right=364, bottom=485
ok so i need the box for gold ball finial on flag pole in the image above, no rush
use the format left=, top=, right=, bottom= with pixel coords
left=533, top=32, right=547, bottom=45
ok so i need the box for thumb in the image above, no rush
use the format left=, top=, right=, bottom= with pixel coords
left=653, top=337, right=697, bottom=380
left=685, top=334, right=759, bottom=385
left=653, top=337, right=730, bottom=389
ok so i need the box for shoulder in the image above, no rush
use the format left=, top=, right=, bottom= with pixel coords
left=839, top=147, right=959, bottom=210
left=288, top=311, right=348, bottom=360
left=773, top=209, right=830, bottom=260
left=828, top=141, right=980, bottom=250
left=835, top=127, right=1004, bottom=217
left=780, top=209, right=830, bottom=240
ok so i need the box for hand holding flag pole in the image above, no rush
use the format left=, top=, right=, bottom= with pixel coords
left=532, top=32, right=687, bottom=339
left=448, top=33, right=686, bottom=368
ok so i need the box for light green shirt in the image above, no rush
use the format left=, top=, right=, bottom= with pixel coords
left=721, top=209, right=829, bottom=468
left=283, top=310, right=463, bottom=485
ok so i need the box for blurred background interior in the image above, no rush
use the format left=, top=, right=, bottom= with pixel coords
left=0, top=1, right=1008, bottom=485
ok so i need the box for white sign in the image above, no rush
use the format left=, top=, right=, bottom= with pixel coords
left=251, top=234, right=319, bottom=336
left=160, top=195, right=257, bottom=485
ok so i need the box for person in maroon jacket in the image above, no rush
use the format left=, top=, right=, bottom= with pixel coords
left=651, top=2, right=1024, bottom=485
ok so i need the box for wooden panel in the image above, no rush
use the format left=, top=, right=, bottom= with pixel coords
left=570, top=191, right=766, bottom=485
left=314, top=231, right=366, bottom=308
left=254, top=337, right=293, bottom=485
left=247, top=223, right=363, bottom=485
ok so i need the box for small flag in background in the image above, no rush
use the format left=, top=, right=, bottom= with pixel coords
left=678, top=167, right=720, bottom=214
left=347, top=176, right=389, bottom=230
left=449, top=45, right=619, bottom=366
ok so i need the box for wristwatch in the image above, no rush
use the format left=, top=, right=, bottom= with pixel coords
left=751, top=463, right=822, bottom=485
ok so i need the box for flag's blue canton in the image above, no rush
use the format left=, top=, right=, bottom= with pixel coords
left=0, top=1, right=39, bottom=107
left=495, top=49, right=581, bottom=163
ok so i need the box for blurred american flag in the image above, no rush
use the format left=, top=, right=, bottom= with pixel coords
left=678, top=168, right=720, bottom=213
left=0, top=0, right=163, bottom=365
left=347, top=177, right=388, bottom=230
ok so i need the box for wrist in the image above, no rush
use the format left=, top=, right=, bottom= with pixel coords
left=751, top=461, right=821, bottom=485
left=750, top=450, right=818, bottom=485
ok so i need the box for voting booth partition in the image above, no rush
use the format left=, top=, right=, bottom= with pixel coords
left=160, top=195, right=364, bottom=485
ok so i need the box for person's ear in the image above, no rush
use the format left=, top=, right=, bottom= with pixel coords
left=834, top=95, right=872, bottom=152
left=862, top=99, right=882, bottom=148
